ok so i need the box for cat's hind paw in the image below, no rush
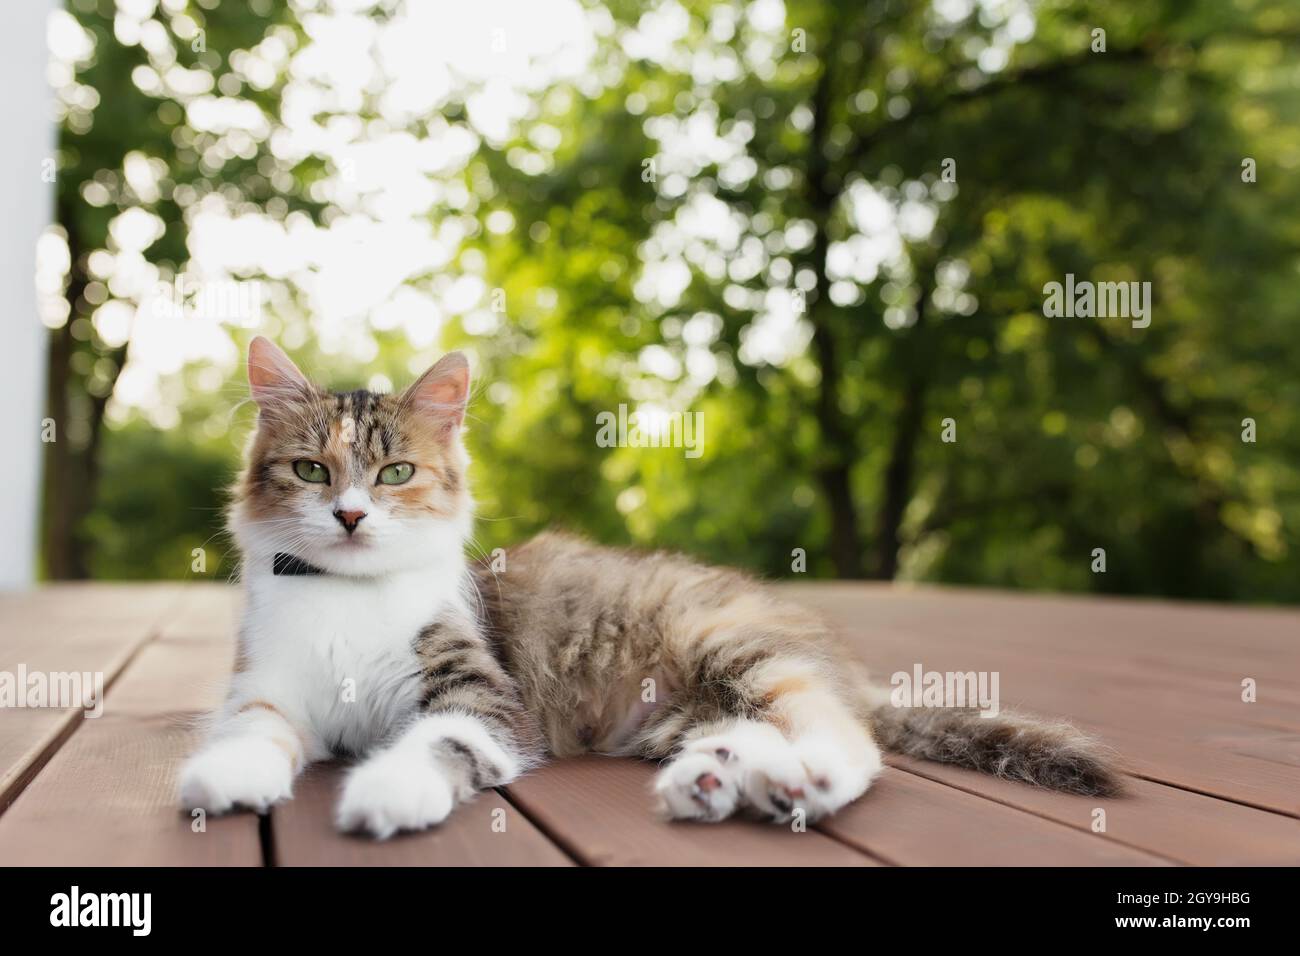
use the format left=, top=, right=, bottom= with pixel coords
left=655, top=721, right=880, bottom=824
left=653, top=749, right=742, bottom=821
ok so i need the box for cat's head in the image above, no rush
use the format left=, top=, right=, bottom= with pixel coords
left=229, top=336, right=473, bottom=577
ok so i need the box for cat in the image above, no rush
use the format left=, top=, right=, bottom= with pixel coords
left=178, top=337, right=1120, bottom=838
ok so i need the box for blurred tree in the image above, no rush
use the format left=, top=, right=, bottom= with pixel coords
left=461, top=0, right=1300, bottom=599
left=46, top=0, right=322, bottom=577
left=57, top=0, right=1300, bottom=603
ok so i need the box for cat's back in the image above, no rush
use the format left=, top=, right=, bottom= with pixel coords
left=471, top=530, right=756, bottom=638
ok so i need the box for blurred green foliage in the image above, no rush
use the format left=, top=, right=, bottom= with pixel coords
left=54, top=0, right=1300, bottom=602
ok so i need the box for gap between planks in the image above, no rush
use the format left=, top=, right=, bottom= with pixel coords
left=0, top=586, right=258, bottom=866
left=490, top=782, right=586, bottom=867
left=882, top=762, right=1183, bottom=865
left=1122, top=770, right=1300, bottom=821
left=0, top=586, right=188, bottom=813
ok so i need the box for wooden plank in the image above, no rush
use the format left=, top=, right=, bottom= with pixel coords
left=817, top=766, right=1172, bottom=866
left=0, top=584, right=184, bottom=680
left=0, top=584, right=181, bottom=810
left=0, top=622, right=261, bottom=866
left=150, top=582, right=239, bottom=644
left=889, top=755, right=1300, bottom=866
left=850, top=637, right=1300, bottom=815
left=788, top=583, right=1300, bottom=690
left=504, top=755, right=882, bottom=866
left=0, top=583, right=182, bottom=648
left=274, top=764, right=573, bottom=866
left=783, top=584, right=1300, bottom=815
left=0, top=714, right=259, bottom=866
left=845, top=626, right=1300, bottom=789
left=844, top=615, right=1300, bottom=733
left=1047, top=723, right=1299, bottom=817
left=101, top=635, right=234, bottom=719
left=6, top=581, right=1289, bottom=866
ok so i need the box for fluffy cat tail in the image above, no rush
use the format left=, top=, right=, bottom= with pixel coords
left=866, top=698, right=1123, bottom=797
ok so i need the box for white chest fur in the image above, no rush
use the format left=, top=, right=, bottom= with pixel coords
left=233, top=561, right=463, bottom=757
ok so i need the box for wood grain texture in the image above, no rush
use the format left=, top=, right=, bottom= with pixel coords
left=0, top=605, right=260, bottom=866
left=782, top=583, right=1300, bottom=816
left=504, top=755, right=882, bottom=866
left=783, top=583, right=1300, bottom=686
left=4, top=582, right=1298, bottom=866
left=817, top=766, right=1171, bottom=866
left=888, top=755, right=1300, bottom=866
left=150, top=582, right=241, bottom=644
left=0, top=584, right=180, bottom=810
left=0, top=713, right=259, bottom=866
left=274, top=763, right=573, bottom=866
left=105, top=636, right=234, bottom=719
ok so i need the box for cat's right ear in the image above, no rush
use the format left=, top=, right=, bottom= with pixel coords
left=400, top=351, right=470, bottom=439
left=248, top=336, right=312, bottom=411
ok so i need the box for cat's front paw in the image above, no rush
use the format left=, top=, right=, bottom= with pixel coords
left=179, top=736, right=294, bottom=814
left=336, top=750, right=455, bottom=839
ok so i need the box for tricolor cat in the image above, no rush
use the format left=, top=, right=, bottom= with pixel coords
left=178, top=338, right=1119, bottom=838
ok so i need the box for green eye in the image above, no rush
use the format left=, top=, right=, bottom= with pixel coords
left=293, top=460, right=330, bottom=483
left=377, top=462, right=414, bottom=485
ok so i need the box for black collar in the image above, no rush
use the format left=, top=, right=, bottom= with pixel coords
left=273, top=553, right=327, bottom=577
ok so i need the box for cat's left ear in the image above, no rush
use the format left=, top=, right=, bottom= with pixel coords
left=402, top=351, right=470, bottom=438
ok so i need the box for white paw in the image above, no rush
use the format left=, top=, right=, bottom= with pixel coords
left=336, top=750, right=455, bottom=839
left=792, top=734, right=881, bottom=817
left=653, top=750, right=741, bottom=821
left=179, top=736, right=294, bottom=814
left=655, top=722, right=880, bottom=824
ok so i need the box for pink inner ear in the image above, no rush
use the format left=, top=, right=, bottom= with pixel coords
left=406, top=353, right=470, bottom=431
left=415, top=367, right=469, bottom=411
left=248, top=337, right=310, bottom=406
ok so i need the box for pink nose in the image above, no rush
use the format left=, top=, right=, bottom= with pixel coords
left=333, top=509, right=366, bottom=534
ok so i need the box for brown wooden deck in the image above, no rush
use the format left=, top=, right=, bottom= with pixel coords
left=1, top=582, right=1297, bottom=866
